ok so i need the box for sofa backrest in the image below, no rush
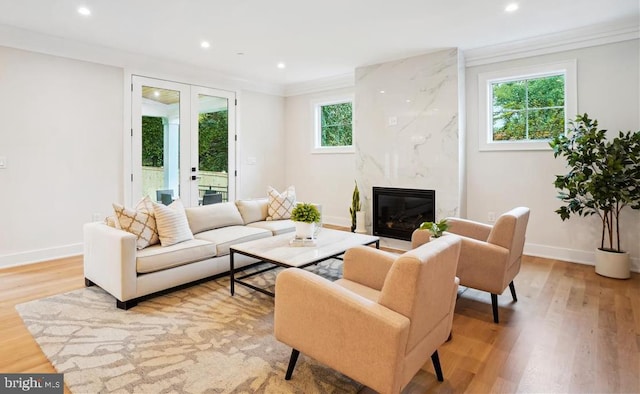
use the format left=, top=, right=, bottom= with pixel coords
left=235, top=198, right=269, bottom=224
left=185, top=202, right=244, bottom=234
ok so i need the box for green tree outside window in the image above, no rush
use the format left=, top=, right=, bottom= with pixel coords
left=198, top=110, right=228, bottom=172
left=492, top=75, right=565, bottom=141
left=320, top=102, right=352, bottom=147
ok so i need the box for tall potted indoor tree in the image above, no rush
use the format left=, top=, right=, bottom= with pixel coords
left=550, top=113, right=640, bottom=279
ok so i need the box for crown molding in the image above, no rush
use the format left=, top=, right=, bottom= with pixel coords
left=465, top=16, right=640, bottom=67
left=283, top=72, right=355, bottom=97
left=0, top=24, right=284, bottom=96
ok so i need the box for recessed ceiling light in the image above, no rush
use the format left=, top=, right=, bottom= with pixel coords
left=406, top=99, right=411, bottom=103
left=277, top=62, right=286, bottom=69
left=200, top=41, right=210, bottom=49
left=505, top=3, right=519, bottom=12
left=379, top=90, right=385, bottom=94
left=77, top=6, right=91, bottom=16
left=154, top=91, right=160, bottom=97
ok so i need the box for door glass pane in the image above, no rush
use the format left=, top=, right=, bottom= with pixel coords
left=197, top=94, right=229, bottom=203
left=141, top=86, right=180, bottom=203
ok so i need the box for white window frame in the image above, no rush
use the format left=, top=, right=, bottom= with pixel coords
left=312, top=95, right=354, bottom=154
left=478, top=60, right=577, bottom=151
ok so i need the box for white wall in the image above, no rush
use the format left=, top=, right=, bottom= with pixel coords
left=0, top=46, right=123, bottom=266
left=237, top=90, right=286, bottom=199
left=284, top=87, right=356, bottom=227
left=465, top=39, right=640, bottom=271
left=0, top=46, right=287, bottom=268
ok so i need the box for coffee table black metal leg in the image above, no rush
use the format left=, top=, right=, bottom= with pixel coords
left=230, top=251, right=235, bottom=296
left=375, top=240, right=380, bottom=249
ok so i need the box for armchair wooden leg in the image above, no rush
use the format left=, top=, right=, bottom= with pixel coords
left=431, top=350, right=444, bottom=382
left=491, top=293, right=499, bottom=323
left=509, top=281, right=518, bottom=302
left=285, top=349, right=300, bottom=380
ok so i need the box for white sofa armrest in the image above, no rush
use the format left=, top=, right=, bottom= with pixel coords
left=83, top=222, right=138, bottom=302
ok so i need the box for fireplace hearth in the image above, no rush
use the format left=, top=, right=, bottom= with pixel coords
left=372, top=187, right=435, bottom=241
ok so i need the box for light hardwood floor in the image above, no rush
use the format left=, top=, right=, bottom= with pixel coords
left=1, top=255, right=638, bottom=393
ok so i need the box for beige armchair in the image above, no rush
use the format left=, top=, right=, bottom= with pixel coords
left=274, top=235, right=461, bottom=394
left=413, top=207, right=530, bottom=323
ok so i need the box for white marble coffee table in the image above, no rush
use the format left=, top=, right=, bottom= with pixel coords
left=229, top=228, right=379, bottom=297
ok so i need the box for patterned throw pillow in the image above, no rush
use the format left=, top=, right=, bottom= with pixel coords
left=151, top=199, right=194, bottom=246
left=112, top=196, right=160, bottom=250
left=267, top=186, right=296, bottom=220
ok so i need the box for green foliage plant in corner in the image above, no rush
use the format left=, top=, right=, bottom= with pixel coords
left=291, top=203, right=321, bottom=224
left=419, top=219, right=449, bottom=238
left=349, top=181, right=361, bottom=232
left=550, top=113, right=640, bottom=253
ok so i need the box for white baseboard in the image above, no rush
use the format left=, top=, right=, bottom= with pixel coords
left=322, top=215, right=352, bottom=229
left=524, top=243, right=640, bottom=273
left=0, top=243, right=83, bottom=269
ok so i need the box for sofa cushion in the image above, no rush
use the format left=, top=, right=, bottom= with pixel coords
left=152, top=199, right=194, bottom=247
left=136, top=239, right=217, bottom=274
left=112, top=196, right=160, bottom=250
left=247, top=219, right=295, bottom=235
left=185, top=202, right=244, bottom=234
left=335, top=278, right=381, bottom=303
left=267, top=185, right=296, bottom=220
left=235, top=198, right=268, bottom=224
left=195, top=226, right=271, bottom=256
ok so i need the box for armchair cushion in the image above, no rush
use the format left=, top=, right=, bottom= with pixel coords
left=342, top=246, right=398, bottom=291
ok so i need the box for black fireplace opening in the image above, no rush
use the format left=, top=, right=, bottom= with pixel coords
left=373, top=187, right=435, bottom=241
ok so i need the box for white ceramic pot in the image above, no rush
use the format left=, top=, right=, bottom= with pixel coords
left=355, top=211, right=367, bottom=234
left=294, top=221, right=316, bottom=239
left=595, top=248, right=630, bottom=279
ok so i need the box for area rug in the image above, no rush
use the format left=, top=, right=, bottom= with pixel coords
left=16, top=260, right=361, bottom=393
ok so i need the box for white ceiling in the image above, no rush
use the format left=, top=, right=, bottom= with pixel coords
left=0, top=0, right=637, bottom=87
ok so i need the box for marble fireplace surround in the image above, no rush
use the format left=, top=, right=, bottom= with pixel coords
left=354, top=48, right=465, bottom=246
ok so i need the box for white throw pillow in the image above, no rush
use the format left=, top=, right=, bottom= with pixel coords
left=112, top=196, right=160, bottom=250
left=267, top=186, right=296, bottom=220
left=152, top=199, right=194, bottom=246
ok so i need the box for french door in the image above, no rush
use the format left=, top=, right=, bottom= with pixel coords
left=131, top=76, right=236, bottom=207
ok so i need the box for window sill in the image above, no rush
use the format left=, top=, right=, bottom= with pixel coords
left=311, top=146, right=355, bottom=154
left=479, top=140, right=553, bottom=152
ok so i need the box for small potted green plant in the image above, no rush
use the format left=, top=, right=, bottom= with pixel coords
left=291, top=203, right=321, bottom=239
left=418, top=219, right=449, bottom=238
left=550, top=113, right=640, bottom=279
left=349, top=181, right=362, bottom=232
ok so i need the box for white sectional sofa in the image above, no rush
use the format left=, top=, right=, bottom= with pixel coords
left=83, top=198, right=294, bottom=309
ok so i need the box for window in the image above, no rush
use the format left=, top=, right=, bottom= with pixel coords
left=313, top=97, right=354, bottom=153
left=478, top=60, right=577, bottom=151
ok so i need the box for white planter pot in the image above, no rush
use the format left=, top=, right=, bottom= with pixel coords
left=355, top=211, right=367, bottom=234
left=294, top=221, right=316, bottom=239
left=595, top=248, right=630, bottom=279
